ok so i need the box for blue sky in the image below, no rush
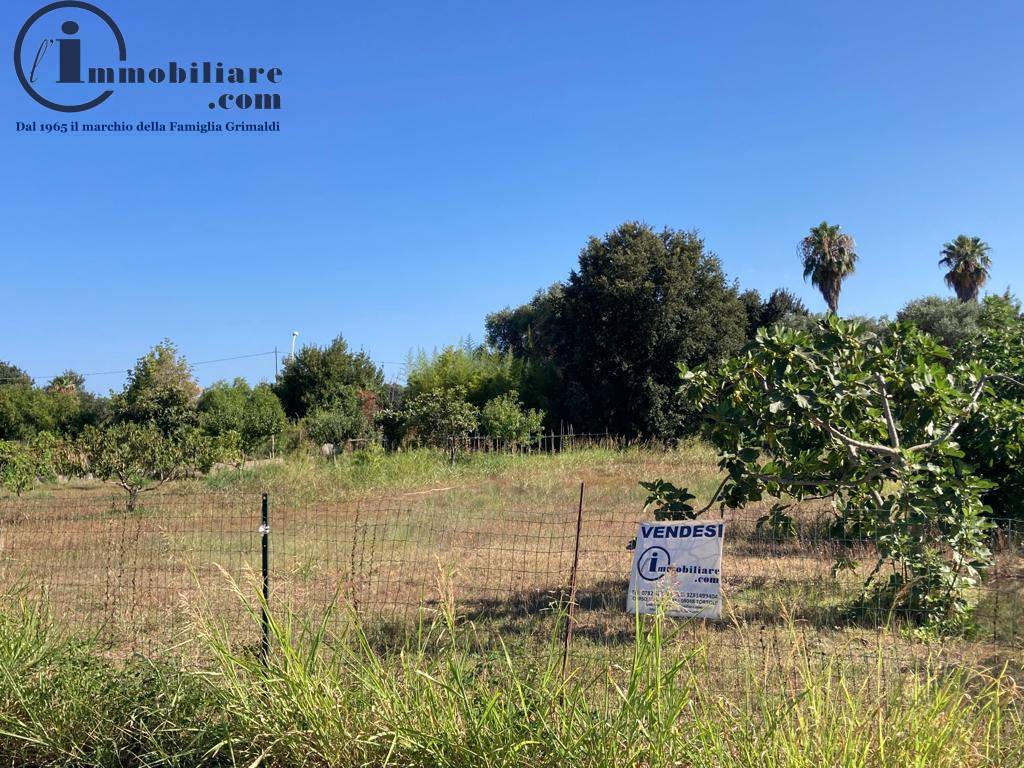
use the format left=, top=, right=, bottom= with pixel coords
left=3, top=0, right=1022, bottom=393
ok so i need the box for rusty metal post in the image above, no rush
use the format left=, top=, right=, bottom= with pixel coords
left=561, top=482, right=585, bottom=680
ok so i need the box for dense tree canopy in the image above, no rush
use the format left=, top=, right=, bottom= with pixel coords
left=0, top=367, right=107, bottom=440
left=555, top=223, right=747, bottom=436
left=896, top=296, right=982, bottom=349
left=741, top=288, right=809, bottom=339
left=661, top=317, right=1017, bottom=629
left=486, top=222, right=749, bottom=436
left=274, top=335, right=384, bottom=419
left=112, top=341, right=200, bottom=434
left=485, top=285, right=563, bottom=361
left=198, top=379, right=286, bottom=454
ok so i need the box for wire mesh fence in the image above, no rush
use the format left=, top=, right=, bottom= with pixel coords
left=1, top=484, right=1022, bottom=680
left=311, top=432, right=658, bottom=458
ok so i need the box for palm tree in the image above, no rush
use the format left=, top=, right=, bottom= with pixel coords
left=799, top=221, right=858, bottom=314
left=939, top=235, right=991, bottom=302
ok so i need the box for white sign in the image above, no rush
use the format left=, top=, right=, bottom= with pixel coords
left=626, top=521, right=725, bottom=619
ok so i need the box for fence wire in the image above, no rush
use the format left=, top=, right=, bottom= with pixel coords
left=1, top=485, right=1022, bottom=683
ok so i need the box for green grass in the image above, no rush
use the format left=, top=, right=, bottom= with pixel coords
left=1, top=590, right=1022, bottom=768
left=196, top=441, right=723, bottom=504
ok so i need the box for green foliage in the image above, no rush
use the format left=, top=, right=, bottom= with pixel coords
left=242, top=384, right=287, bottom=453
left=742, top=288, right=809, bottom=339
left=800, top=221, right=858, bottom=314
left=199, top=380, right=286, bottom=454
left=0, top=437, right=54, bottom=496
left=0, top=365, right=107, bottom=441
left=673, top=317, right=1007, bottom=630
left=406, top=342, right=515, bottom=405
left=197, top=378, right=250, bottom=436
left=484, top=223, right=750, bottom=437
left=897, top=295, right=982, bottom=349
left=274, top=335, right=383, bottom=419
left=0, top=361, right=32, bottom=388
left=0, top=384, right=55, bottom=440
left=111, top=341, right=200, bottom=434
left=406, top=342, right=556, bottom=418
left=403, top=386, right=479, bottom=452
left=77, top=423, right=219, bottom=510
left=303, top=400, right=370, bottom=447
left=479, top=390, right=544, bottom=449
left=485, top=283, right=564, bottom=360
left=640, top=479, right=697, bottom=520
left=777, top=311, right=890, bottom=338
left=940, top=235, right=991, bottom=302
left=556, top=222, right=748, bottom=437
left=957, top=295, right=1024, bottom=518
left=374, top=407, right=407, bottom=447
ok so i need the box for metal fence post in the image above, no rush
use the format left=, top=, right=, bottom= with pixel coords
left=260, top=492, right=270, bottom=664
left=561, top=482, right=585, bottom=681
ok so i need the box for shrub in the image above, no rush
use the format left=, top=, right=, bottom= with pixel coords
left=241, top=384, right=287, bottom=455
left=198, top=378, right=250, bottom=436
left=897, top=296, right=982, bottom=349
left=303, top=405, right=367, bottom=448
left=403, top=387, right=478, bottom=462
left=957, top=295, right=1024, bottom=519
left=480, top=391, right=544, bottom=450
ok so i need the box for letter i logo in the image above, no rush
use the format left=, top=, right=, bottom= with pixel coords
left=638, top=546, right=671, bottom=581
left=57, top=20, right=82, bottom=83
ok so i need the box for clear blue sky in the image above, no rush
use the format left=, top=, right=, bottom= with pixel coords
left=3, top=0, right=1022, bottom=393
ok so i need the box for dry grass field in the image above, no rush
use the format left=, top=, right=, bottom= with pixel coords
left=1, top=443, right=1022, bottom=686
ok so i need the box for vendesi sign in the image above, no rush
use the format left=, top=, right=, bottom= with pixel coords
left=626, top=522, right=724, bottom=619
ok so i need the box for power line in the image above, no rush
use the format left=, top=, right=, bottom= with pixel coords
left=0, top=350, right=277, bottom=383
left=0, top=350, right=408, bottom=383
left=192, top=351, right=276, bottom=366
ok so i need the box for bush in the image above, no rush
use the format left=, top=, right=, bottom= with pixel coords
left=197, top=378, right=250, bottom=436
left=405, top=342, right=555, bottom=418
left=303, top=403, right=369, bottom=448
left=0, top=440, right=44, bottom=496
left=241, top=384, right=287, bottom=455
left=480, top=391, right=544, bottom=450
left=957, top=295, right=1024, bottom=519
left=897, top=296, right=982, bottom=349
left=403, top=387, right=478, bottom=461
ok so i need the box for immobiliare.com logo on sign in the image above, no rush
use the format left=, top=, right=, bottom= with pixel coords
left=14, top=1, right=283, bottom=115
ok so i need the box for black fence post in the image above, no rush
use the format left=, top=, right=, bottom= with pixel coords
left=260, top=492, right=270, bottom=664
